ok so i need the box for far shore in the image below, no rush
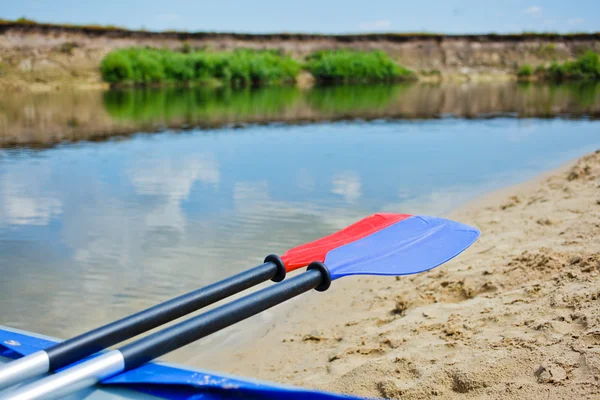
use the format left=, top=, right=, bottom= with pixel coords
left=2, top=21, right=599, bottom=92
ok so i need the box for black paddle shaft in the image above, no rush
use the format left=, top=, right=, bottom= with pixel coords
left=46, top=255, right=286, bottom=370
left=120, top=262, right=332, bottom=370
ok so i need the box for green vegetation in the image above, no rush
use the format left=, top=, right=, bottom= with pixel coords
left=100, top=47, right=413, bottom=87
left=100, top=48, right=301, bottom=87
left=517, top=64, right=534, bottom=78
left=544, top=51, right=600, bottom=81
left=520, top=52, right=600, bottom=81
left=305, top=50, right=414, bottom=84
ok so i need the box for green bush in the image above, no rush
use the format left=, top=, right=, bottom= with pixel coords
left=517, top=64, right=533, bottom=77
left=100, top=51, right=134, bottom=83
left=100, top=48, right=300, bottom=87
left=539, top=51, right=600, bottom=81
left=305, top=50, right=414, bottom=83
left=161, top=51, right=194, bottom=82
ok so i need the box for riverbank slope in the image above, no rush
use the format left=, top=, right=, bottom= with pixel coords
left=208, top=150, right=600, bottom=399
left=1, top=22, right=599, bottom=91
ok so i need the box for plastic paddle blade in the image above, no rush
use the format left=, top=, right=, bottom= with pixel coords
left=281, top=213, right=411, bottom=271
left=324, top=215, right=480, bottom=280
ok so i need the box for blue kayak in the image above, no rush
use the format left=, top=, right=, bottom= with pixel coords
left=0, top=326, right=360, bottom=400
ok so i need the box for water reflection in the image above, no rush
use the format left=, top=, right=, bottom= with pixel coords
left=1, top=167, right=63, bottom=225
left=331, top=171, right=363, bottom=203
left=1, top=118, right=599, bottom=356
left=1, top=82, right=599, bottom=147
left=128, top=154, right=220, bottom=233
left=104, top=86, right=302, bottom=124
left=305, top=84, right=410, bottom=114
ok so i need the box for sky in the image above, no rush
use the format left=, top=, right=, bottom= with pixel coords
left=1, top=0, right=598, bottom=34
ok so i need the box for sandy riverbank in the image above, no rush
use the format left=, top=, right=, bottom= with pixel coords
left=207, top=150, right=600, bottom=399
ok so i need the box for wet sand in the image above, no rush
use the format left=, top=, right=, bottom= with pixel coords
left=209, top=150, right=600, bottom=399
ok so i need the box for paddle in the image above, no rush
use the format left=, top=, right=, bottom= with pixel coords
left=4, top=215, right=479, bottom=400
left=0, top=213, right=407, bottom=390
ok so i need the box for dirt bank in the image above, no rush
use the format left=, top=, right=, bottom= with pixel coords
left=206, top=150, right=600, bottom=399
left=1, top=23, right=599, bottom=91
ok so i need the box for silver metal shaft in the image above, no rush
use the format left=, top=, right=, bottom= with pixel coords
left=2, top=350, right=124, bottom=400
left=0, top=351, right=49, bottom=390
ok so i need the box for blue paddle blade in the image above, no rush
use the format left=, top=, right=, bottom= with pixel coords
left=324, top=215, right=480, bottom=280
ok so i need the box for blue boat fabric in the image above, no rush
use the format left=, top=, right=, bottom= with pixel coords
left=0, top=327, right=359, bottom=400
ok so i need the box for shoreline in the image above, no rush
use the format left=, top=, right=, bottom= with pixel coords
left=446, top=151, right=584, bottom=219
left=2, top=22, right=599, bottom=93
left=195, top=150, right=600, bottom=399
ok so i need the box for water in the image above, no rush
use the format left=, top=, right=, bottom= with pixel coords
left=0, top=83, right=599, bottom=366
left=2, top=82, right=599, bottom=147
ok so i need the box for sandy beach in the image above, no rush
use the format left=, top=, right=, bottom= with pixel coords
left=208, top=149, right=600, bottom=399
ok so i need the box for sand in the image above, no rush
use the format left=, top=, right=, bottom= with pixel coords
left=210, top=150, right=600, bottom=399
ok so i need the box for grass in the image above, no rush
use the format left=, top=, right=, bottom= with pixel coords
left=101, top=47, right=413, bottom=87
left=517, top=64, right=534, bottom=78
left=517, top=52, right=600, bottom=81
left=305, top=50, right=414, bottom=84
left=100, top=48, right=301, bottom=87
left=544, top=51, right=600, bottom=81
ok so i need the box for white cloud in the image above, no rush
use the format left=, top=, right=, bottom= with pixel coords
left=358, top=20, right=392, bottom=31
left=543, top=19, right=556, bottom=26
left=523, top=6, right=542, bottom=16
left=567, top=18, right=584, bottom=26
